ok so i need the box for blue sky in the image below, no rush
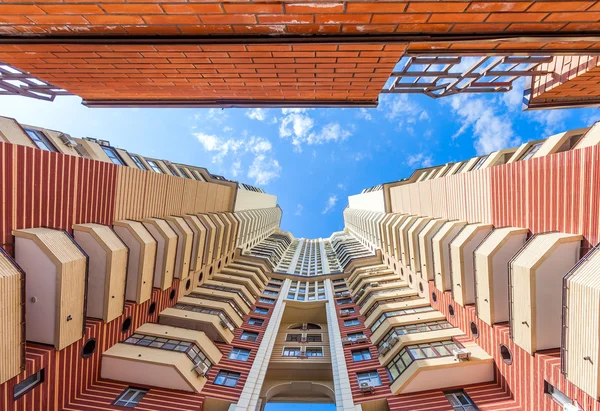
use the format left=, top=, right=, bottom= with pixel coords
left=1, top=80, right=599, bottom=238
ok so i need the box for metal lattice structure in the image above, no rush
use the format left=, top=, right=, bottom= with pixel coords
left=0, top=63, right=72, bottom=101
left=382, top=55, right=555, bottom=98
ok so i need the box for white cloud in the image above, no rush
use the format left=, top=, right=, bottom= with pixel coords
left=294, top=204, right=303, bottom=216
left=322, top=195, right=338, bottom=214
left=407, top=152, right=434, bottom=168
left=448, top=95, right=520, bottom=155
left=231, top=160, right=241, bottom=177
left=248, top=155, right=281, bottom=185
left=278, top=108, right=351, bottom=151
left=530, top=110, right=569, bottom=136
left=357, top=108, right=373, bottom=120
left=501, top=78, right=525, bottom=109
left=246, top=108, right=267, bottom=121
left=380, top=94, right=430, bottom=124
left=582, top=110, right=600, bottom=126
left=337, top=183, right=346, bottom=190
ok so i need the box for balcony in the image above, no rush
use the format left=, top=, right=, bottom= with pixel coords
left=12, top=228, right=86, bottom=350
left=449, top=223, right=493, bottom=307
left=164, top=216, right=194, bottom=281
left=368, top=306, right=442, bottom=344
left=182, top=214, right=207, bottom=274
left=113, top=220, right=157, bottom=305
left=510, top=232, right=582, bottom=354
left=398, top=216, right=419, bottom=266
left=73, top=223, right=128, bottom=323
left=407, top=216, right=434, bottom=274
left=386, top=338, right=493, bottom=395
left=101, top=323, right=221, bottom=393
left=142, top=218, right=177, bottom=291
left=432, top=221, right=467, bottom=292
left=418, top=219, right=447, bottom=281
left=474, top=227, right=528, bottom=326
left=159, top=299, right=237, bottom=343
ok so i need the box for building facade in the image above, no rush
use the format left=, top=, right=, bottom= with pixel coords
left=2, top=114, right=600, bottom=411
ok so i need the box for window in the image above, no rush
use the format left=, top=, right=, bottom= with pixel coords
left=341, top=307, right=356, bottom=314
left=352, top=348, right=372, bottom=362
left=445, top=390, right=479, bottom=410
left=370, top=306, right=435, bottom=332
left=282, top=347, right=301, bottom=357
left=259, top=297, right=275, bottom=304
left=130, top=155, right=147, bottom=170
left=306, top=347, right=323, bottom=357
left=286, top=334, right=302, bottom=342
left=306, top=334, right=322, bottom=343
left=344, top=318, right=360, bottom=326
left=146, top=159, right=164, bottom=173
left=24, top=129, right=57, bottom=152
left=114, top=387, right=147, bottom=408
left=263, top=290, right=278, bottom=296
left=544, top=381, right=572, bottom=407
left=334, top=284, right=346, bottom=289
left=378, top=321, right=453, bottom=352
left=356, top=371, right=381, bottom=387
left=228, top=348, right=251, bottom=362
left=177, top=166, right=191, bottom=178
left=520, top=142, right=543, bottom=161
left=267, top=283, right=281, bottom=289
left=240, top=331, right=259, bottom=342
left=337, top=298, right=352, bottom=305
left=254, top=307, right=268, bottom=315
left=13, top=369, right=44, bottom=400
left=248, top=318, right=264, bottom=326
left=124, top=334, right=212, bottom=372
left=347, top=332, right=366, bottom=341
left=101, top=146, right=125, bottom=165
left=386, top=340, right=461, bottom=382
left=214, top=371, right=241, bottom=387
left=471, top=155, right=489, bottom=171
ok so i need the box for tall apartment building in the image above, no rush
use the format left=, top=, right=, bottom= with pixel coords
left=3, top=113, right=600, bottom=411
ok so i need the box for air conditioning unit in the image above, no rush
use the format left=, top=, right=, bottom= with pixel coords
left=356, top=336, right=369, bottom=343
left=340, top=309, right=350, bottom=317
left=58, top=133, right=77, bottom=148
left=342, top=337, right=353, bottom=346
left=379, top=342, right=391, bottom=356
left=453, top=348, right=471, bottom=360
left=192, top=363, right=209, bottom=377
left=340, top=291, right=350, bottom=297
left=370, top=282, right=380, bottom=287
left=359, top=382, right=375, bottom=393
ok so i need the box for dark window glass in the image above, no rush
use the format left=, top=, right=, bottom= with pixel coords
left=214, top=371, right=240, bottom=387
left=352, top=349, right=372, bottom=362
left=13, top=369, right=44, bottom=400
left=24, top=129, right=57, bottom=152
left=101, top=146, right=125, bottom=165
left=228, top=348, right=251, bottom=361
left=114, top=387, right=147, bottom=408
left=130, top=155, right=147, bottom=170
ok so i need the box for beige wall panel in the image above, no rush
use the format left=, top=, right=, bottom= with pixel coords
left=165, top=216, right=193, bottom=280
left=445, top=174, right=466, bottom=221
left=13, top=228, right=87, bottom=351
left=181, top=179, right=198, bottom=215
left=0, top=249, right=23, bottom=385
left=165, top=176, right=185, bottom=216
left=113, top=220, right=156, bottom=304
left=429, top=178, right=448, bottom=219
left=0, top=116, right=35, bottom=147
left=419, top=181, right=433, bottom=217
left=198, top=215, right=217, bottom=265
left=144, top=173, right=169, bottom=218
left=183, top=215, right=207, bottom=273
left=205, top=184, right=218, bottom=213
left=142, top=218, right=177, bottom=291
left=409, top=184, right=421, bottom=215
left=114, top=167, right=147, bottom=221
left=194, top=182, right=209, bottom=213
left=73, top=224, right=128, bottom=323
left=464, top=169, right=492, bottom=224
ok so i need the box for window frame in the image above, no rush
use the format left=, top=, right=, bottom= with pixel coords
left=253, top=307, right=269, bottom=315
left=13, top=369, right=45, bottom=400
left=305, top=347, right=324, bottom=357
left=248, top=317, right=264, bottom=326
left=113, top=386, right=148, bottom=408
left=444, top=390, right=479, bottom=410
left=214, top=370, right=241, bottom=387
left=145, top=159, right=164, bottom=174
left=228, top=347, right=251, bottom=362
left=101, top=146, right=125, bottom=165
left=240, top=331, right=259, bottom=342
left=130, top=154, right=148, bottom=170
left=544, top=381, right=572, bottom=407
left=352, top=348, right=372, bottom=362
left=282, top=346, right=302, bottom=357
left=356, top=371, right=382, bottom=387
left=344, top=318, right=361, bottom=327
left=24, top=128, right=57, bottom=152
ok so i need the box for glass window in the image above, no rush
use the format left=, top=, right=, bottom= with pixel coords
left=248, top=318, right=264, bottom=326
left=306, top=348, right=323, bottom=357
left=306, top=334, right=322, bottom=343
left=146, top=159, right=164, bottom=173
left=386, top=340, right=460, bottom=382
left=282, top=347, right=301, bottom=356
left=130, top=155, right=148, bottom=170
left=544, top=381, right=572, bottom=407
left=263, top=290, right=278, bottom=296
left=445, top=390, right=479, bottom=411
left=228, top=348, right=251, bottom=362
left=254, top=307, right=268, bottom=315
left=114, top=387, right=147, bottom=408
left=286, top=334, right=302, bottom=342
left=337, top=298, right=352, bottom=305
left=258, top=297, right=275, bottom=304
left=101, top=146, right=125, bottom=165
left=123, top=334, right=212, bottom=371
left=471, top=155, right=489, bottom=171
left=24, top=129, right=57, bottom=152
left=520, top=142, right=543, bottom=161
left=13, top=369, right=44, bottom=400
left=352, top=349, right=372, bottom=362
left=214, top=371, right=241, bottom=387
left=177, top=166, right=191, bottom=178
left=356, top=371, right=381, bottom=387
left=344, top=318, right=360, bottom=326
left=347, top=332, right=366, bottom=341
left=240, top=331, right=259, bottom=342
